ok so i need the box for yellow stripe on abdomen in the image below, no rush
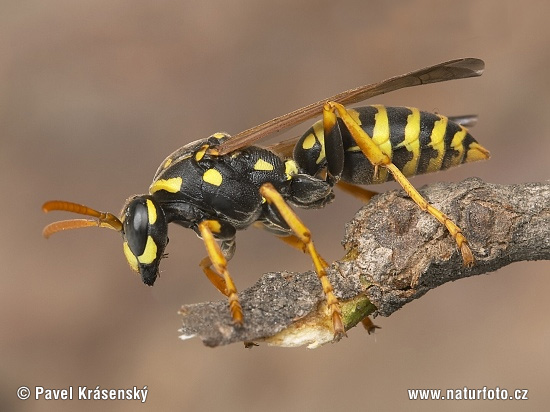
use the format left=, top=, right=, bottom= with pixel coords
left=427, top=115, right=448, bottom=172
left=371, top=105, right=391, bottom=182
left=371, top=105, right=392, bottom=157
left=399, top=107, right=421, bottom=176
left=449, top=127, right=467, bottom=166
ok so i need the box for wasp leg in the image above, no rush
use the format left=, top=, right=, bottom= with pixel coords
left=336, top=181, right=378, bottom=203
left=385, top=163, right=473, bottom=265
left=261, top=193, right=377, bottom=336
left=324, top=101, right=474, bottom=266
left=197, top=220, right=243, bottom=326
left=361, top=317, right=381, bottom=335
left=275, top=234, right=329, bottom=267
left=252, top=221, right=329, bottom=266
left=259, top=183, right=346, bottom=340
left=199, top=256, right=230, bottom=295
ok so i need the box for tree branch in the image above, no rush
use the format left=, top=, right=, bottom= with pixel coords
left=179, top=178, right=550, bottom=348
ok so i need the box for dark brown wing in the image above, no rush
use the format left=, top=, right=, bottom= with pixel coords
left=217, top=58, right=484, bottom=155
left=265, top=135, right=301, bottom=158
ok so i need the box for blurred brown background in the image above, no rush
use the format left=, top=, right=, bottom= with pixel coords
left=2, top=1, right=549, bottom=411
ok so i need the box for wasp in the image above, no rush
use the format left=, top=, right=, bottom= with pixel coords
left=43, top=58, right=489, bottom=340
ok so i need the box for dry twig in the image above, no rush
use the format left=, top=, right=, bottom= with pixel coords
left=179, top=178, right=550, bottom=348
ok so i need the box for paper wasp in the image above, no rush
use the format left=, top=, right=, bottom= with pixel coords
left=43, top=58, right=489, bottom=340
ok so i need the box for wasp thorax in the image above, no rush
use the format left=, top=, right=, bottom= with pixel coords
left=121, top=195, right=168, bottom=286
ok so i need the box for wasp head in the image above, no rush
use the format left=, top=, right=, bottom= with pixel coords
left=42, top=195, right=169, bottom=286
left=120, top=195, right=168, bottom=285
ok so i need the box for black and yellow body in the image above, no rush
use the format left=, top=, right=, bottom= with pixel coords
left=141, top=132, right=334, bottom=284
left=42, top=58, right=489, bottom=341
left=294, top=105, right=488, bottom=185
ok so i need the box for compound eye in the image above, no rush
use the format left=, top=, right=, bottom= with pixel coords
left=124, top=200, right=149, bottom=256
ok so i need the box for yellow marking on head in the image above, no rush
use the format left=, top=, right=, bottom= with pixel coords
left=212, top=132, right=227, bottom=139
left=203, top=168, right=223, bottom=186
left=284, top=159, right=298, bottom=179
left=195, top=145, right=209, bottom=162
left=371, top=105, right=391, bottom=182
left=123, top=241, right=139, bottom=272
left=163, top=158, right=172, bottom=169
left=146, top=199, right=157, bottom=225
left=149, top=177, right=183, bottom=194
left=138, top=236, right=158, bottom=264
left=465, top=142, right=490, bottom=163
left=254, top=158, right=275, bottom=171
left=398, top=107, right=421, bottom=176
left=450, top=127, right=467, bottom=166
left=427, top=115, right=448, bottom=172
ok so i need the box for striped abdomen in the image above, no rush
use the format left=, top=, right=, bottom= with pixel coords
left=294, top=105, right=490, bottom=185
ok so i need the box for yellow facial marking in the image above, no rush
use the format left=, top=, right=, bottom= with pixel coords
left=427, top=115, right=448, bottom=172
left=138, top=236, right=158, bottom=264
left=399, top=107, right=421, bottom=176
left=254, top=158, right=274, bottom=171
left=195, top=145, right=209, bottom=162
left=123, top=242, right=139, bottom=272
left=149, top=177, right=183, bottom=194
left=146, top=199, right=157, bottom=225
left=203, top=168, right=223, bottom=186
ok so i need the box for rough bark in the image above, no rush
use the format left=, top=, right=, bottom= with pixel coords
left=178, top=178, right=550, bottom=348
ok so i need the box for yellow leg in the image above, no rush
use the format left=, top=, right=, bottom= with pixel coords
left=385, top=164, right=473, bottom=265
left=260, top=183, right=346, bottom=340
left=324, top=101, right=474, bottom=266
left=198, top=221, right=243, bottom=326
left=253, top=222, right=329, bottom=265
left=199, top=256, right=229, bottom=296
left=276, top=234, right=330, bottom=267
